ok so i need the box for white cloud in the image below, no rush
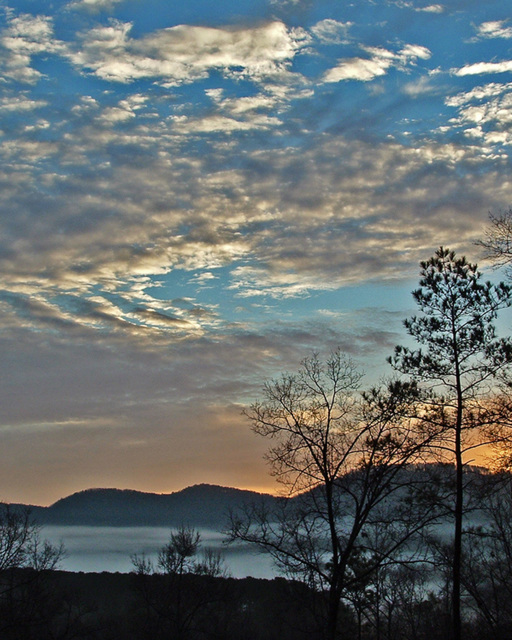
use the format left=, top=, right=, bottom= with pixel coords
left=0, top=13, right=65, bottom=83
left=420, top=4, right=444, bottom=12
left=445, top=82, right=512, bottom=148
left=455, top=60, right=512, bottom=76
left=323, top=56, right=390, bottom=83
left=171, top=114, right=281, bottom=134
left=201, top=87, right=297, bottom=132
left=393, top=1, right=444, bottom=12
left=99, top=105, right=135, bottom=124
left=97, top=94, right=148, bottom=124
left=68, top=0, right=125, bottom=11
left=191, top=271, right=218, bottom=286
left=311, top=19, right=352, bottom=44
left=402, top=75, right=436, bottom=96
left=323, top=43, right=431, bottom=83
left=71, top=95, right=99, bottom=116
left=446, top=82, right=512, bottom=107
left=0, top=95, right=47, bottom=111
left=476, top=20, right=512, bottom=40
left=398, top=44, right=431, bottom=62
left=69, top=20, right=309, bottom=85
left=207, top=91, right=279, bottom=115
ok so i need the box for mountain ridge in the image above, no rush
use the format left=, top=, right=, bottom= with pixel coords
left=2, top=484, right=278, bottom=529
left=3, top=464, right=494, bottom=529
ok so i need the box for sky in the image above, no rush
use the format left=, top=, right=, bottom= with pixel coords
left=1, top=0, right=512, bottom=506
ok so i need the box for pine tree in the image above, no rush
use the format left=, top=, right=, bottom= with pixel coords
left=390, top=247, right=512, bottom=640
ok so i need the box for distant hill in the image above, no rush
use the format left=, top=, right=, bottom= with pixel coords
left=4, top=464, right=494, bottom=530
left=3, top=484, right=278, bottom=529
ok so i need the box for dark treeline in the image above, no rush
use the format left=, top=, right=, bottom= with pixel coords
left=0, top=568, right=329, bottom=640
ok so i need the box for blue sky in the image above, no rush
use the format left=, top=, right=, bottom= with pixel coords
left=1, top=0, right=512, bottom=504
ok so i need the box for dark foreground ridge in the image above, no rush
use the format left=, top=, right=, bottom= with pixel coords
left=0, top=568, right=325, bottom=640
left=4, top=484, right=278, bottom=528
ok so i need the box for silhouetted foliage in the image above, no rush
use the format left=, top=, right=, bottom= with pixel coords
left=390, top=247, right=512, bottom=640
left=478, top=207, right=512, bottom=277
left=228, top=350, right=440, bottom=640
left=0, top=504, right=93, bottom=639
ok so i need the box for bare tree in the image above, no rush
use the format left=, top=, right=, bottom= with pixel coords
left=132, top=526, right=229, bottom=640
left=157, top=526, right=201, bottom=576
left=0, top=504, right=69, bottom=639
left=460, top=472, right=512, bottom=639
left=229, top=350, right=439, bottom=640
left=0, top=504, right=64, bottom=573
left=478, top=207, right=512, bottom=276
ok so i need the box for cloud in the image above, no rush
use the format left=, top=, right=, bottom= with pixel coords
left=311, top=19, right=352, bottom=44
left=0, top=95, right=47, bottom=111
left=97, top=94, right=147, bottom=124
left=389, top=1, right=444, bottom=12
left=3, top=0, right=512, bottom=505
left=0, top=12, right=65, bottom=83
left=68, top=0, right=125, bottom=11
left=68, top=20, right=309, bottom=85
left=419, top=4, right=444, bottom=12
left=476, top=20, right=512, bottom=40
left=1, top=88, right=509, bottom=347
left=323, top=43, right=431, bottom=83
left=402, top=75, right=437, bottom=96
left=455, top=60, right=512, bottom=76
left=445, top=82, right=512, bottom=107
left=0, top=5, right=508, bottom=346
left=197, top=85, right=312, bottom=133
left=171, top=113, right=282, bottom=134
left=445, top=82, right=512, bottom=147
left=206, top=89, right=280, bottom=115
left=0, top=300, right=406, bottom=502
left=323, top=56, right=390, bottom=83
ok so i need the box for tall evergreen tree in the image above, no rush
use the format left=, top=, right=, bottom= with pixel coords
left=390, top=247, right=512, bottom=640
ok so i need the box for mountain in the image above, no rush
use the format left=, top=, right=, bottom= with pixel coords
left=4, top=464, right=494, bottom=530
left=3, top=484, right=277, bottom=529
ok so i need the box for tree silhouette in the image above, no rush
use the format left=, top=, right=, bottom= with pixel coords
left=478, top=207, right=512, bottom=277
left=229, top=350, right=437, bottom=640
left=390, top=247, right=512, bottom=640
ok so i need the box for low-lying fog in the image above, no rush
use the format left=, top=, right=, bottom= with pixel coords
left=43, top=526, right=277, bottom=579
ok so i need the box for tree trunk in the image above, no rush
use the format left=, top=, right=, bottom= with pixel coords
left=452, top=328, right=463, bottom=640
left=327, top=589, right=340, bottom=640
left=453, top=427, right=463, bottom=640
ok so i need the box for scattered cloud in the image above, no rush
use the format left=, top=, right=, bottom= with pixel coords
left=323, top=43, right=431, bottom=83
left=445, top=82, right=512, bottom=147
left=96, top=94, right=147, bottom=124
left=67, top=20, right=309, bottom=85
left=311, top=19, right=353, bottom=44
left=391, top=1, right=444, bottom=12
left=0, top=12, right=65, bottom=83
left=2, top=0, right=512, bottom=503
left=419, top=4, right=444, bottom=12
left=455, top=60, right=512, bottom=77
left=171, top=113, right=282, bottom=134
left=476, top=20, right=512, bottom=40
left=402, top=75, right=437, bottom=96
left=0, top=95, right=47, bottom=111
left=446, top=82, right=512, bottom=107
left=68, top=0, right=125, bottom=11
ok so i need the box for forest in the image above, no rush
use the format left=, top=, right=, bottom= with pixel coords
left=3, top=213, right=512, bottom=640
